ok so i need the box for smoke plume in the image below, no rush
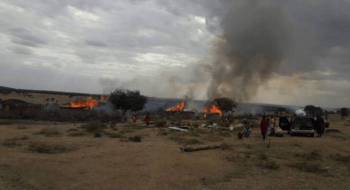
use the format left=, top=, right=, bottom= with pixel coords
left=200, top=0, right=290, bottom=102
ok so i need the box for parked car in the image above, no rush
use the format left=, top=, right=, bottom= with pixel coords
left=279, top=116, right=315, bottom=137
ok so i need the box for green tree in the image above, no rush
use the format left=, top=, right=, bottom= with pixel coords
left=214, top=97, right=237, bottom=115
left=340, top=107, right=348, bottom=119
left=109, top=88, right=148, bottom=116
left=304, top=105, right=316, bottom=115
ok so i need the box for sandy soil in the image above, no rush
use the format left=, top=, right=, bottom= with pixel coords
left=1, top=115, right=350, bottom=190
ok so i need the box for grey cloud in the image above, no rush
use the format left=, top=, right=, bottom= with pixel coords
left=10, top=28, right=48, bottom=47
left=86, top=40, right=107, bottom=47
left=8, top=46, right=33, bottom=55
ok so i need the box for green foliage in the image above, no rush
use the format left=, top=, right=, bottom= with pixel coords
left=81, top=121, right=107, bottom=133
left=214, top=97, right=237, bottom=113
left=109, top=88, right=147, bottom=115
left=304, top=105, right=323, bottom=115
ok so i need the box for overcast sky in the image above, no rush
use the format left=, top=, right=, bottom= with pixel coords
left=0, top=0, right=349, bottom=108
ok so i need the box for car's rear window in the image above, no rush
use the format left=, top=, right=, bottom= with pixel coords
left=294, top=117, right=313, bottom=126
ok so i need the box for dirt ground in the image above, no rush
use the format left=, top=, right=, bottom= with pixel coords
left=1, top=115, right=350, bottom=190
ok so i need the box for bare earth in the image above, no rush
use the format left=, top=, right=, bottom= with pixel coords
left=1, top=115, right=350, bottom=190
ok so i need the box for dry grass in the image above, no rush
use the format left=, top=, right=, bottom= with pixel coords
left=35, top=128, right=61, bottom=137
left=104, top=131, right=124, bottom=138
left=169, top=135, right=201, bottom=145
left=287, top=161, right=327, bottom=173
left=294, top=150, right=322, bottom=161
left=0, top=120, right=12, bottom=125
left=202, top=134, right=223, bottom=142
left=28, top=142, right=69, bottom=154
left=257, top=160, right=280, bottom=170
left=81, top=121, right=107, bottom=133
left=17, top=126, right=27, bottom=129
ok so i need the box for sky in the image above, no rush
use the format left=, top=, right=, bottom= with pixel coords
left=0, top=0, right=349, bottom=108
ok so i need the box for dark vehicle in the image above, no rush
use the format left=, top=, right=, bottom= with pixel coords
left=279, top=116, right=315, bottom=137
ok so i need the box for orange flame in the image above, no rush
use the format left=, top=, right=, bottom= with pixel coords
left=204, top=105, right=222, bottom=118
left=101, top=96, right=107, bottom=101
left=167, top=102, right=185, bottom=112
left=65, top=97, right=98, bottom=109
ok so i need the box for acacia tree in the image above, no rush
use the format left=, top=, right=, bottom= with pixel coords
left=109, top=88, right=147, bottom=116
left=304, top=105, right=323, bottom=115
left=214, top=97, right=237, bottom=115
left=340, top=107, right=349, bottom=119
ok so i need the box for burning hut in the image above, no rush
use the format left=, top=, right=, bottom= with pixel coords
left=203, top=105, right=222, bottom=119
left=163, top=101, right=195, bottom=119
left=0, top=99, right=43, bottom=119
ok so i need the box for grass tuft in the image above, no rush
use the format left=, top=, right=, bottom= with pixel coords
left=169, top=135, right=201, bottom=145
left=68, top=132, right=85, bottom=137
left=154, top=120, right=167, bottom=128
left=28, top=142, right=68, bottom=154
left=294, top=150, right=322, bottom=161
left=36, top=128, right=61, bottom=137
left=220, top=142, right=232, bottom=150
left=329, top=154, right=350, bottom=164
left=3, top=138, right=21, bottom=147
left=259, top=153, right=268, bottom=160
left=257, top=160, right=280, bottom=170
left=287, top=162, right=327, bottom=173
left=129, top=135, right=142, bottom=142
left=81, top=121, right=107, bottom=133
left=0, top=120, right=13, bottom=125
left=17, top=126, right=27, bottom=129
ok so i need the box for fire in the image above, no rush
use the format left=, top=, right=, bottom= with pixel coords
left=167, top=102, right=185, bottom=112
left=204, top=105, right=222, bottom=118
left=65, top=97, right=98, bottom=109
left=101, top=96, right=107, bottom=101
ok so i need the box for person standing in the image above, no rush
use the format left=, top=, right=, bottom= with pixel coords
left=144, top=112, right=150, bottom=126
left=132, top=112, right=138, bottom=124
left=260, top=115, right=269, bottom=143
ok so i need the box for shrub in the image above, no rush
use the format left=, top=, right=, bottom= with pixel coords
left=81, top=121, right=107, bottom=133
left=169, top=136, right=201, bottom=145
left=154, top=120, right=167, bottom=128
left=0, top=120, right=12, bottom=125
left=257, top=161, right=280, bottom=170
left=203, top=134, right=223, bottom=142
left=94, top=132, right=102, bottom=138
left=220, top=142, right=232, bottom=150
left=28, top=142, right=67, bottom=154
left=294, top=150, right=322, bottom=161
left=20, top=135, right=30, bottom=140
left=17, top=126, right=27, bottom=129
left=288, top=162, right=327, bottom=173
left=36, top=128, right=60, bottom=137
left=129, top=135, right=142, bottom=142
left=238, top=132, right=243, bottom=139
left=259, top=153, right=268, bottom=160
left=68, top=132, right=85, bottom=137
left=104, top=131, right=124, bottom=138
left=330, top=154, right=350, bottom=164
left=3, top=138, right=21, bottom=147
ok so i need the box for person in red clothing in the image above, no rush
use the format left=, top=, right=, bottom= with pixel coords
left=260, top=115, right=268, bottom=143
left=144, top=112, right=150, bottom=126
left=132, top=112, right=138, bottom=124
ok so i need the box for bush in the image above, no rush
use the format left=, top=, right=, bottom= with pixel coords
left=28, top=142, right=67, bottom=154
left=220, top=142, right=232, bottom=150
left=17, top=126, right=27, bottom=129
left=68, top=132, right=85, bottom=137
left=257, top=161, right=280, bottom=170
left=36, top=128, right=61, bottom=137
left=104, top=131, right=124, bottom=138
left=294, top=150, right=322, bottom=161
left=330, top=154, right=350, bottom=164
left=169, top=136, right=201, bottom=145
left=94, top=132, right=102, bottom=138
left=20, top=135, right=30, bottom=140
left=129, top=135, right=142, bottom=142
left=3, top=138, right=21, bottom=147
left=259, top=153, right=268, bottom=160
left=81, top=121, right=107, bottom=133
left=0, top=120, right=12, bottom=125
left=155, top=120, right=167, bottom=128
left=288, top=162, right=327, bottom=173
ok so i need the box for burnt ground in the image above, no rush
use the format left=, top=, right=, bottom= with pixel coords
left=1, top=115, right=350, bottom=190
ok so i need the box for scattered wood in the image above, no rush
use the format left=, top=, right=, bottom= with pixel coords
left=181, top=144, right=221, bottom=152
